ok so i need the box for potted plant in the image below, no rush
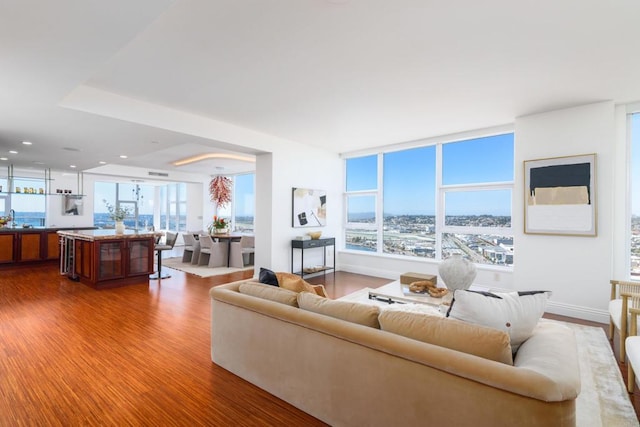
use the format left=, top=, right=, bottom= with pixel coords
left=209, top=215, right=228, bottom=235
left=104, top=200, right=131, bottom=234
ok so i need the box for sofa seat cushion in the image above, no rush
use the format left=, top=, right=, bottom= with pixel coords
left=297, top=291, right=381, bottom=328
left=379, top=304, right=513, bottom=365
left=447, top=290, right=548, bottom=351
left=238, top=282, right=299, bottom=307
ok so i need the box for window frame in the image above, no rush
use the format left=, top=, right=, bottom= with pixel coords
left=344, top=128, right=514, bottom=267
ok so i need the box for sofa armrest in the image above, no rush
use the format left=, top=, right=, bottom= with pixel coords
left=513, top=320, right=581, bottom=400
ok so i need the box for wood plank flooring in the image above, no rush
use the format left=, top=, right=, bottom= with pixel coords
left=0, top=264, right=637, bottom=425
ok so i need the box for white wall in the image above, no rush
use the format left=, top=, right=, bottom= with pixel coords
left=514, top=101, right=615, bottom=323
left=254, top=147, right=342, bottom=275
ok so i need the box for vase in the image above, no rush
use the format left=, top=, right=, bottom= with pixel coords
left=438, top=254, right=476, bottom=292
left=115, top=221, right=125, bottom=234
left=213, top=227, right=227, bottom=235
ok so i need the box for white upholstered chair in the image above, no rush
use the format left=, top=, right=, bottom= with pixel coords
left=197, top=234, right=228, bottom=268
left=181, top=233, right=199, bottom=263
left=626, top=307, right=640, bottom=392
left=609, top=279, right=640, bottom=362
left=229, top=235, right=255, bottom=268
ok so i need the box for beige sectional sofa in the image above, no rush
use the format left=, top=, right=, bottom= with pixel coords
left=210, top=280, right=581, bottom=427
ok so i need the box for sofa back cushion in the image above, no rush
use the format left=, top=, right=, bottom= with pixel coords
left=298, top=292, right=381, bottom=328
left=238, top=282, right=299, bottom=307
left=379, top=304, right=513, bottom=365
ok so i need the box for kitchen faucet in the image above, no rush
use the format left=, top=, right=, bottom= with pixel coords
left=10, top=209, right=15, bottom=227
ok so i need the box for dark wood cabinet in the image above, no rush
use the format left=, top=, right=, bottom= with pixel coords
left=45, top=231, right=60, bottom=260
left=19, top=232, right=41, bottom=261
left=0, top=228, right=97, bottom=266
left=0, top=233, right=15, bottom=263
left=62, top=230, right=156, bottom=289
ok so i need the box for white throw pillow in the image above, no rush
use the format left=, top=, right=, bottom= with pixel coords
left=447, top=290, right=549, bottom=351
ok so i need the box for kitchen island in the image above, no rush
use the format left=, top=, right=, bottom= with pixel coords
left=57, top=229, right=159, bottom=289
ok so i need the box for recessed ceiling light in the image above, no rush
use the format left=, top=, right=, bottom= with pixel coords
left=120, top=155, right=128, bottom=159
left=22, top=141, right=32, bottom=145
left=0, top=157, right=8, bottom=161
left=99, top=161, right=107, bottom=165
left=9, top=150, right=18, bottom=154
left=69, top=165, right=76, bottom=168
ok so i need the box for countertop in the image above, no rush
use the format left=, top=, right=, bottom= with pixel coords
left=57, top=229, right=160, bottom=241
left=0, top=226, right=98, bottom=233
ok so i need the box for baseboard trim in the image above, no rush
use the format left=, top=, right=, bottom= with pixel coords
left=545, top=300, right=609, bottom=325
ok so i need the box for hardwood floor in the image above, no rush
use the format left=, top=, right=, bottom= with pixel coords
left=0, top=265, right=636, bottom=425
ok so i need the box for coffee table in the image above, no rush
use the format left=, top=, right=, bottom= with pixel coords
left=366, top=280, right=491, bottom=307
left=368, top=281, right=445, bottom=307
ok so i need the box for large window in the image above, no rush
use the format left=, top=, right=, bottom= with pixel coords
left=233, top=173, right=255, bottom=232
left=8, top=178, right=46, bottom=226
left=345, top=132, right=514, bottom=266
left=94, top=182, right=155, bottom=230
left=159, top=183, right=186, bottom=231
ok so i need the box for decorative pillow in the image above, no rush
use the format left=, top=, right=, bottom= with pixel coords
left=297, top=291, right=381, bottom=328
left=258, top=267, right=279, bottom=287
left=447, top=290, right=549, bottom=351
left=276, top=272, right=325, bottom=297
left=379, top=304, right=513, bottom=364
left=238, top=282, right=298, bottom=307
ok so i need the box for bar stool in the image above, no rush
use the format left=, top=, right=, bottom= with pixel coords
left=150, top=231, right=178, bottom=280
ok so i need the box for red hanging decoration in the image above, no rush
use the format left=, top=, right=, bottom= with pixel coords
left=209, top=176, right=232, bottom=208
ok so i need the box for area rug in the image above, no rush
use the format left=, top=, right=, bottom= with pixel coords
left=338, top=288, right=639, bottom=426
left=160, top=257, right=254, bottom=278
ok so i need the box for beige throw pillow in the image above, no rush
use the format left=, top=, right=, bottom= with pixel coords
left=276, top=272, right=325, bottom=297
left=297, top=291, right=381, bottom=328
left=379, top=305, right=513, bottom=365
left=238, top=282, right=299, bottom=307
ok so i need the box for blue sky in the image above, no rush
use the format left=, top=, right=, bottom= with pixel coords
left=347, top=133, right=514, bottom=216
left=234, top=173, right=254, bottom=216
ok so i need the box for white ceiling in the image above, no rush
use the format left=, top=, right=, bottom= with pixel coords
left=1, top=0, right=640, bottom=177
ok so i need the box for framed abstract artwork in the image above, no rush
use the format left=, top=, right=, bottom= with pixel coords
left=292, top=188, right=326, bottom=228
left=524, top=153, right=596, bottom=236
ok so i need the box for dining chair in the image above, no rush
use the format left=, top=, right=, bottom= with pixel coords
left=197, top=234, right=213, bottom=266
left=150, top=231, right=178, bottom=280
left=208, top=239, right=228, bottom=268
left=229, top=235, right=254, bottom=268
left=182, top=233, right=199, bottom=263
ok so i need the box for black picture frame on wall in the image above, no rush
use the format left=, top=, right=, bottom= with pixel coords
left=292, top=188, right=326, bottom=228
left=524, top=153, right=597, bottom=236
